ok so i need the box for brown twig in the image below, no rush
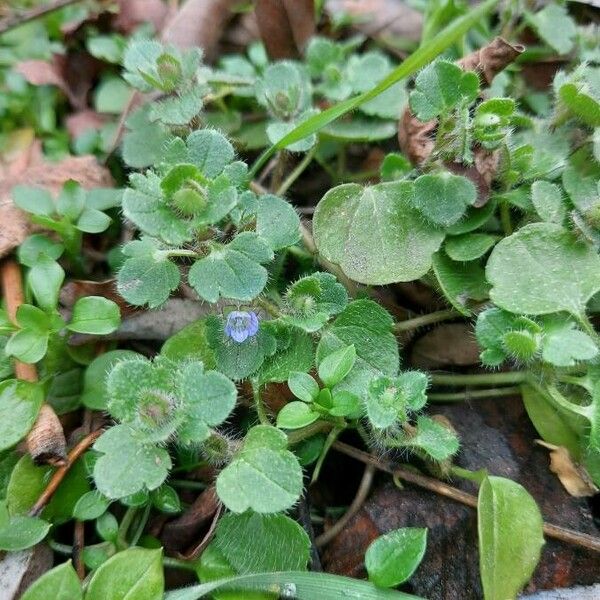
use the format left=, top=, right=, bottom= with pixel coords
left=333, top=441, right=600, bottom=553
left=316, top=463, right=375, bottom=547
left=73, top=521, right=86, bottom=580
left=178, top=501, right=223, bottom=560
left=28, top=429, right=102, bottom=517
left=0, top=0, right=82, bottom=34
left=1, top=259, right=67, bottom=466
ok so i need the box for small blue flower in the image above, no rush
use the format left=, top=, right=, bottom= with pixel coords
left=224, top=310, right=259, bottom=343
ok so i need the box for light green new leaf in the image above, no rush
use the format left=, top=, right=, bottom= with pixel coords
left=67, top=297, right=121, bottom=335
left=12, top=185, right=55, bottom=216
left=28, top=257, right=64, bottom=313
left=213, top=512, right=310, bottom=574
left=73, top=490, right=110, bottom=521
left=409, top=60, right=479, bottom=122
left=5, top=329, right=49, bottom=364
left=365, top=528, right=427, bottom=588
left=487, top=223, right=600, bottom=318
left=527, top=4, right=576, bottom=55
left=177, top=362, right=237, bottom=444
left=406, top=416, right=459, bottom=461
left=313, top=182, right=444, bottom=285
left=216, top=425, right=303, bottom=513
left=93, top=425, right=171, bottom=499
left=21, top=560, right=82, bottom=600
left=277, top=401, right=320, bottom=430
left=0, top=380, right=43, bottom=452
left=478, top=476, right=544, bottom=600
left=149, top=86, right=204, bottom=125
left=85, top=548, right=164, bottom=600
left=530, top=181, right=566, bottom=225
left=318, top=345, right=356, bottom=388
left=288, top=372, right=319, bottom=403
left=412, top=172, right=477, bottom=227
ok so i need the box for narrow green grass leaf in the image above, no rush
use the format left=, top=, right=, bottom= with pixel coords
left=248, top=0, right=500, bottom=178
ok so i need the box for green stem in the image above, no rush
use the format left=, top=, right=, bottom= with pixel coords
left=430, top=371, right=528, bottom=386
left=130, top=504, right=151, bottom=547
left=161, top=249, right=199, bottom=259
left=116, top=507, right=137, bottom=550
left=276, top=146, right=317, bottom=196
left=450, top=465, right=488, bottom=484
left=255, top=296, right=281, bottom=318
left=251, top=379, right=270, bottom=425
left=574, top=312, right=600, bottom=345
left=393, top=309, right=460, bottom=333
left=287, top=420, right=333, bottom=445
left=311, top=426, right=344, bottom=484
left=163, top=557, right=198, bottom=572
left=428, top=386, right=522, bottom=402
left=48, top=540, right=73, bottom=555
left=170, top=479, right=207, bottom=490
left=499, top=200, right=513, bottom=235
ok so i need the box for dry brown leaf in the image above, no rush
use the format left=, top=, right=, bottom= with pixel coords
left=0, top=140, right=113, bottom=259
left=536, top=441, right=599, bottom=498
left=161, top=0, right=240, bottom=62
left=113, top=0, right=169, bottom=34
left=255, top=0, right=315, bottom=59
left=326, top=0, right=423, bottom=43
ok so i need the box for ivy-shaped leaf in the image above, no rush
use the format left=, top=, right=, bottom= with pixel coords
left=527, top=4, right=577, bottom=55
left=487, top=223, right=600, bottom=319
left=256, top=194, right=300, bottom=251
left=188, top=233, right=273, bottom=303
left=93, top=425, right=171, bottom=499
left=216, top=425, right=303, bottom=513
left=540, top=316, right=598, bottom=367
left=313, top=182, right=444, bottom=285
left=409, top=60, right=479, bottom=122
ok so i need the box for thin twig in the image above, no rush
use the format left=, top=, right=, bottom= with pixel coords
left=333, top=441, right=600, bottom=553
left=28, top=430, right=102, bottom=517
left=1, top=259, right=67, bottom=466
left=316, top=464, right=375, bottom=547
left=73, top=521, right=85, bottom=580
left=0, top=0, right=82, bottom=34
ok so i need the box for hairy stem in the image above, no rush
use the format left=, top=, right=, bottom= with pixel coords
left=277, top=146, right=317, bottom=196
left=430, top=371, right=529, bottom=386
left=428, top=386, right=522, bottom=402
left=393, top=308, right=460, bottom=333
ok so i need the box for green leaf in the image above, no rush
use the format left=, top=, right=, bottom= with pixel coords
left=177, top=362, right=237, bottom=444
left=365, top=528, right=427, bottom=588
left=81, top=350, right=141, bottom=410
left=7, top=454, right=90, bottom=522
left=12, top=185, right=54, bottom=216
left=216, top=425, right=303, bottom=513
left=5, top=329, right=49, bottom=364
left=412, top=171, right=477, bottom=227
left=161, top=319, right=216, bottom=367
left=487, top=223, right=600, bottom=318
left=317, top=300, right=399, bottom=401
left=122, top=106, right=171, bottom=169
left=28, top=257, right=64, bottom=312
left=257, top=326, right=314, bottom=384
left=277, top=401, right=319, bottom=430
left=527, top=4, right=576, bottom=55
left=318, top=345, right=356, bottom=388
left=18, top=235, right=64, bottom=267
left=21, top=561, right=82, bottom=600
left=256, top=62, right=312, bottom=120
left=313, top=181, right=444, bottom=285
left=256, top=194, right=300, bottom=251
left=0, top=515, right=50, bottom=551
left=432, top=252, right=489, bottom=316
left=288, top=372, right=319, bottom=403
left=187, top=129, right=235, bottom=178
left=73, top=491, right=110, bottom=521
left=530, top=181, right=566, bottom=225
left=67, top=297, right=121, bottom=335
left=188, top=234, right=273, bottom=303
left=541, top=317, right=598, bottom=367
left=85, top=548, right=163, bottom=600
left=77, top=208, right=112, bottom=233
left=405, top=415, right=459, bottom=461
left=93, top=425, right=171, bottom=499
left=149, top=86, right=204, bottom=125
left=557, top=66, right=600, bottom=128
left=96, top=512, right=119, bottom=543
left=409, top=60, right=479, bottom=122
left=213, top=512, right=310, bottom=573
left=478, top=476, right=544, bottom=600
left=166, top=571, right=421, bottom=600
left=152, top=484, right=181, bottom=514
left=366, top=372, right=428, bottom=429
left=0, top=380, right=43, bottom=452
left=117, top=239, right=181, bottom=308
left=445, top=233, right=498, bottom=262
